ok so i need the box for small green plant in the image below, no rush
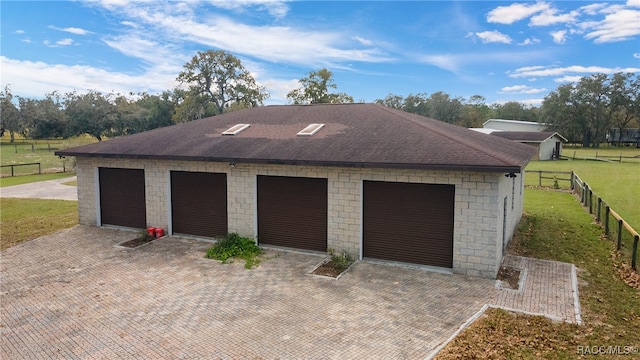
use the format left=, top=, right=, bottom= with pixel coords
left=328, top=248, right=354, bottom=273
left=205, top=233, right=263, bottom=269
left=552, top=175, right=560, bottom=189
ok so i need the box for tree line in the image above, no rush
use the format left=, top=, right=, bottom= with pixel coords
left=1, top=49, right=638, bottom=146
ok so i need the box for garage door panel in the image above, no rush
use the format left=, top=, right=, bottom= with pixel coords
left=171, top=171, right=227, bottom=238
left=99, top=168, right=146, bottom=229
left=258, top=176, right=327, bottom=252
left=363, top=181, right=454, bottom=268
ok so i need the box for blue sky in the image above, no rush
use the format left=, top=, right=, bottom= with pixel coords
left=2, top=1, right=639, bottom=106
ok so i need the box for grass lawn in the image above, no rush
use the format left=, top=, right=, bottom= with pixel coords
left=0, top=198, right=78, bottom=250
left=0, top=135, right=97, bottom=176
left=436, top=188, right=640, bottom=359
left=562, top=144, right=640, bottom=162
left=0, top=172, right=76, bottom=187
left=526, top=159, right=640, bottom=232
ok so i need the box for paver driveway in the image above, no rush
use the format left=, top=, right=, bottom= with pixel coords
left=0, top=226, right=579, bottom=359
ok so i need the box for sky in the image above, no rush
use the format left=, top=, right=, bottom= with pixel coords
left=1, top=0, right=639, bottom=107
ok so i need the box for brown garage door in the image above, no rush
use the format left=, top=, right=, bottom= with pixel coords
left=363, top=181, right=454, bottom=268
left=257, top=175, right=327, bottom=252
left=99, top=168, right=146, bottom=228
left=171, top=171, right=227, bottom=238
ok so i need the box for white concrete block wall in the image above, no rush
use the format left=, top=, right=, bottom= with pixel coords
left=75, top=157, right=525, bottom=278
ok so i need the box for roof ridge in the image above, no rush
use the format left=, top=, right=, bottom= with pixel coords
left=373, top=104, right=517, bottom=167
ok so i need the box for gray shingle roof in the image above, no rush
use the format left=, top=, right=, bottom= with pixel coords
left=56, top=103, right=536, bottom=173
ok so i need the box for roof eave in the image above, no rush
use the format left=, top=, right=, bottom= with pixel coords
left=56, top=152, right=529, bottom=174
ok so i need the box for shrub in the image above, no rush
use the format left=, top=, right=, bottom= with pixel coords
left=328, top=248, right=354, bottom=272
left=205, top=233, right=263, bottom=269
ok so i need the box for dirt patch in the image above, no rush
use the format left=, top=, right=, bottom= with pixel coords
left=497, top=266, right=521, bottom=290
left=312, top=260, right=344, bottom=277
left=311, top=259, right=355, bottom=278
left=118, top=235, right=156, bottom=248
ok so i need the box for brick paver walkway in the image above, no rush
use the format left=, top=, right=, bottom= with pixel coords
left=1, top=226, right=580, bottom=359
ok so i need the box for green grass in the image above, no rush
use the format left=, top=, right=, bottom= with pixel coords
left=0, top=172, right=76, bottom=187
left=437, top=188, right=640, bottom=359
left=562, top=144, right=640, bottom=162
left=205, top=233, right=263, bottom=269
left=526, top=160, right=640, bottom=232
left=0, top=198, right=78, bottom=250
left=0, top=135, right=97, bottom=176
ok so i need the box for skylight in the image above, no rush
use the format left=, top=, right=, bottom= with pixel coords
left=297, top=123, right=325, bottom=136
left=222, top=124, right=250, bottom=135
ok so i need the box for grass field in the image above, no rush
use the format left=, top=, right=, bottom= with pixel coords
left=525, top=159, right=640, bottom=232
left=436, top=188, right=640, bottom=359
left=0, top=198, right=78, bottom=250
left=0, top=135, right=97, bottom=176
left=0, top=172, right=76, bottom=187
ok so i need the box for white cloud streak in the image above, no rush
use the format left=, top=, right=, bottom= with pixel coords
left=0, top=56, right=177, bottom=98
left=550, top=30, right=567, bottom=44
left=475, top=30, right=512, bottom=44
left=510, top=65, right=640, bottom=79
left=499, top=85, right=547, bottom=94
left=486, top=2, right=550, bottom=24
left=49, top=25, right=93, bottom=35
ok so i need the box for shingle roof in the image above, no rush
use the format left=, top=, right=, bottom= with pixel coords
left=491, top=131, right=567, bottom=143
left=56, top=103, right=536, bottom=173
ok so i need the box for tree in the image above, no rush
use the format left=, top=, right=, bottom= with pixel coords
left=64, top=90, right=116, bottom=141
left=113, top=92, right=175, bottom=135
left=491, top=101, right=538, bottom=122
left=425, top=91, right=463, bottom=123
left=0, top=86, right=20, bottom=141
left=458, top=95, right=491, bottom=128
left=25, top=92, right=67, bottom=139
left=176, top=50, right=269, bottom=115
left=287, top=68, right=354, bottom=104
left=607, top=73, right=638, bottom=145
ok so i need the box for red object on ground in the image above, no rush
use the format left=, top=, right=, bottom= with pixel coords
left=154, top=227, right=164, bottom=238
left=147, top=227, right=156, bottom=238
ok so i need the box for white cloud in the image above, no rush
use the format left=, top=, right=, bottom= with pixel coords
left=550, top=30, right=567, bottom=44
left=499, top=85, right=547, bottom=94
left=579, top=3, right=607, bottom=16
left=634, top=53, right=640, bottom=59
left=43, top=38, right=75, bottom=47
left=628, top=0, right=640, bottom=7
left=57, top=38, right=75, bottom=46
left=519, top=98, right=544, bottom=106
left=208, top=0, right=290, bottom=18
left=530, top=9, right=579, bottom=26
left=91, top=2, right=391, bottom=68
left=353, top=36, right=373, bottom=46
left=475, top=30, right=512, bottom=44
left=519, top=37, right=540, bottom=46
left=582, top=8, right=640, bottom=43
left=510, top=65, right=640, bottom=78
left=15, top=30, right=25, bottom=34
left=486, top=2, right=550, bottom=24
left=554, top=75, right=583, bottom=83
left=0, top=56, right=176, bottom=98
left=49, top=25, right=93, bottom=35
left=120, top=21, right=138, bottom=28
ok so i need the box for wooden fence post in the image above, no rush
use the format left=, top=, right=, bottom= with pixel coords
left=588, top=189, right=593, bottom=214
left=570, top=171, right=575, bottom=190
left=617, top=219, right=623, bottom=250
left=605, top=206, right=610, bottom=235
left=632, top=235, right=639, bottom=270
left=538, top=171, right=542, bottom=186
left=597, top=198, right=602, bottom=221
